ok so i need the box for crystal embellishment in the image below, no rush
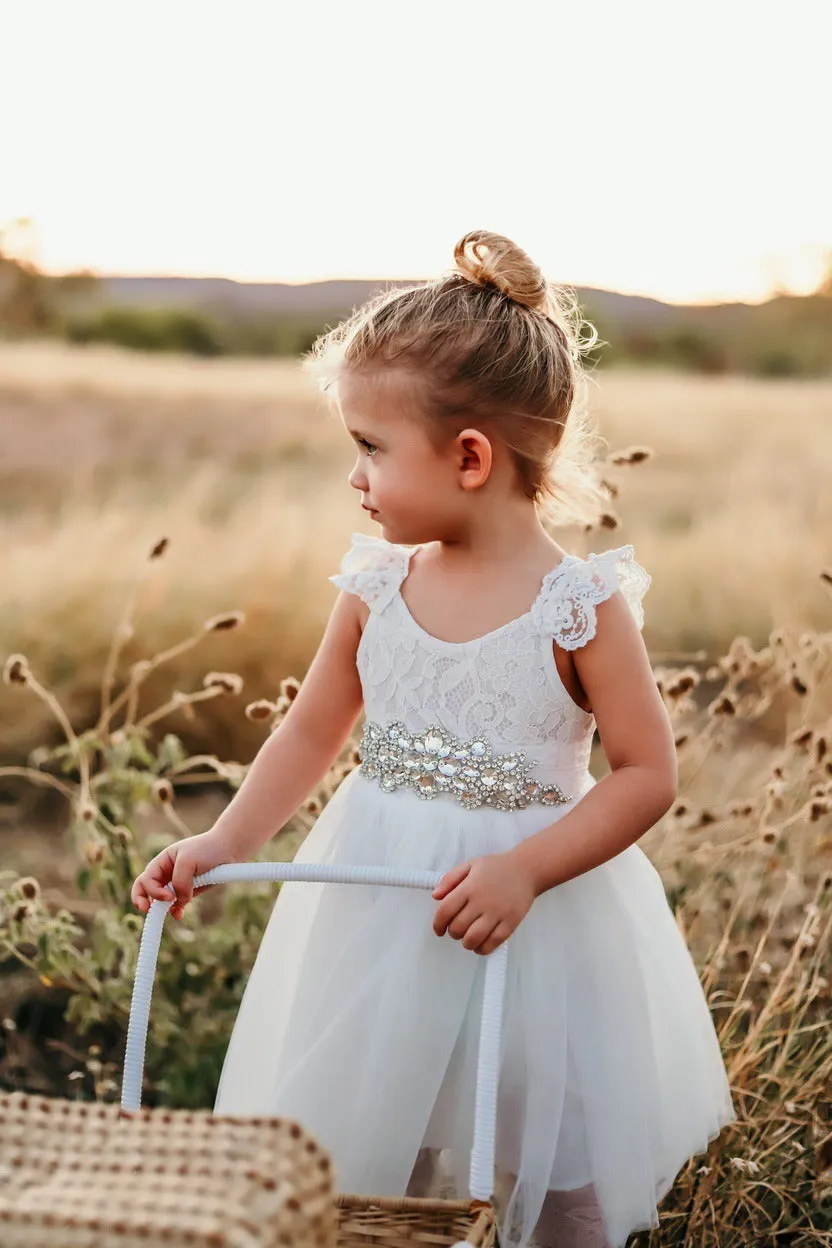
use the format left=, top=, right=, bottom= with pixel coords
left=357, top=719, right=572, bottom=811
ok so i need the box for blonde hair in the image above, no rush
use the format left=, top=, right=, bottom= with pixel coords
left=302, top=229, right=610, bottom=530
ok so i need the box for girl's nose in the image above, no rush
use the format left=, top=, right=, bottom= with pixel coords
left=348, top=461, right=367, bottom=491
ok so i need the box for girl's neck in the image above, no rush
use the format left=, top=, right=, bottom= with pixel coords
left=422, top=510, right=560, bottom=575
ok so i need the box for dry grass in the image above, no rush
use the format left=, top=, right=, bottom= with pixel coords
left=1, top=341, right=830, bottom=765
left=1, top=536, right=830, bottom=1244
left=0, top=342, right=830, bottom=1242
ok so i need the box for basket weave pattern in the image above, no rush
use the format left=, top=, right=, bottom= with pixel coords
left=0, top=1092, right=338, bottom=1248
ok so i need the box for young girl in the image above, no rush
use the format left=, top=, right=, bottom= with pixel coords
left=132, top=230, right=736, bottom=1248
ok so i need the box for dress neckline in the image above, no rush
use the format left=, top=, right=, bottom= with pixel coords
left=395, top=543, right=579, bottom=649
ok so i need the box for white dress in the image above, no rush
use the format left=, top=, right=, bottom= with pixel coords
left=214, top=532, right=736, bottom=1248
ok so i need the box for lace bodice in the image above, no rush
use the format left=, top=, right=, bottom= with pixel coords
left=330, top=532, right=651, bottom=784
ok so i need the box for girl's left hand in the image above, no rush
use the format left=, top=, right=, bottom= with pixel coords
left=432, top=852, right=536, bottom=954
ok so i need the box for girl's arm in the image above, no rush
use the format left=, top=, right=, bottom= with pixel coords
left=131, top=589, right=365, bottom=915
left=433, top=589, right=677, bottom=952
left=509, top=588, right=677, bottom=895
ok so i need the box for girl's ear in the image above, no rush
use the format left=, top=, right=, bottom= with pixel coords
left=454, top=427, right=493, bottom=490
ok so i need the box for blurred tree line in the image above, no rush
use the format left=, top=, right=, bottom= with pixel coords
left=2, top=218, right=831, bottom=376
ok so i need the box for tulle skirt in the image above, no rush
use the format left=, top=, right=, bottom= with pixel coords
left=213, top=765, right=736, bottom=1248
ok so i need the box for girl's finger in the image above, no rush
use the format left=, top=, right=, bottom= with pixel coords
left=432, top=861, right=470, bottom=900
left=447, top=900, right=482, bottom=941
left=433, top=885, right=471, bottom=936
left=480, top=922, right=511, bottom=956
left=463, top=916, right=501, bottom=954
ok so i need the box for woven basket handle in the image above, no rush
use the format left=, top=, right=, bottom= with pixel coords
left=121, top=861, right=508, bottom=1203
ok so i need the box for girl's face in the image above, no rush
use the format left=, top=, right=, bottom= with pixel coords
left=338, top=369, right=487, bottom=546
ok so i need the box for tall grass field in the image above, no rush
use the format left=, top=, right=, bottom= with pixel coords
left=0, top=341, right=830, bottom=1245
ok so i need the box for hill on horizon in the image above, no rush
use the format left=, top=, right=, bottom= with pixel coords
left=97, top=274, right=750, bottom=329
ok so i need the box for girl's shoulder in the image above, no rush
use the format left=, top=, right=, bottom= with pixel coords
left=329, top=531, right=416, bottom=613
left=531, top=544, right=652, bottom=651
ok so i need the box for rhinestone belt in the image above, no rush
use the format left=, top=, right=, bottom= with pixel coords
left=357, top=719, right=572, bottom=812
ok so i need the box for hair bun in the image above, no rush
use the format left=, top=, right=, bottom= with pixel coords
left=453, top=230, right=550, bottom=315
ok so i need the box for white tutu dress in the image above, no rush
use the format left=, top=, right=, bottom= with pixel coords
left=214, top=531, right=736, bottom=1248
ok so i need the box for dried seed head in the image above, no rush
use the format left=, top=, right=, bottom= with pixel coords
left=728, top=635, right=755, bottom=664
left=791, top=672, right=809, bottom=696
left=760, top=827, right=778, bottom=845
left=598, top=511, right=620, bottom=530
left=814, top=734, right=828, bottom=764
left=83, top=839, right=106, bottom=865
left=668, top=669, right=700, bottom=698
left=609, top=446, right=653, bottom=466
left=674, top=732, right=690, bottom=750
left=149, top=537, right=169, bottom=560
left=3, top=653, right=30, bottom=686
left=820, top=567, right=832, bottom=588
left=697, top=808, right=717, bottom=826
left=203, top=671, right=244, bottom=696
left=279, top=677, right=301, bottom=702
left=245, top=698, right=278, bottom=722
left=789, top=726, right=814, bottom=751
left=708, top=693, right=737, bottom=717
left=671, top=802, right=688, bottom=819
left=112, top=825, right=132, bottom=845
left=304, top=797, right=322, bottom=817
left=18, top=877, right=40, bottom=901
left=728, top=801, right=755, bottom=818
left=734, top=946, right=752, bottom=970
left=13, top=902, right=33, bottom=923
left=599, top=477, right=619, bottom=499
left=204, top=611, right=245, bottom=633
left=152, top=778, right=174, bottom=804
left=77, top=800, right=97, bottom=822
left=808, top=797, right=830, bottom=823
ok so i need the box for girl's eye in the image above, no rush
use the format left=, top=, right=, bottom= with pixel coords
left=359, top=438, right=378, bottom=456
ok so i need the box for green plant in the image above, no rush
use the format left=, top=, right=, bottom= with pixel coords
left=0, top=537, right=353, bottom=1106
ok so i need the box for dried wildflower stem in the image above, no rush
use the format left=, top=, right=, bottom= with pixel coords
left=97, top=582, right=143, bottom=737
left=97, top=538, right=169, bottom=736
left=163, top=754, right=231, bottom=778
left=727, top=905, right=824, bottom=1083
left=136, top=686, right=223, bottom=731
left=162, top=801, right=193, bottom=839
left=0, top=670, right=91, bottom=800
left=32, top=678, right=89, bottom=793
left=100, top=630, right=215, bottom=733
left=0, top=765, right=77, bottom=802
left=123, top=672, right=143, bottom=729
left=721, top=889, right=788, bottom=1035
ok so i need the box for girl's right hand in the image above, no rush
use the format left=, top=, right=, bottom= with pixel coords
left=130, top=829, right=240, bottom=920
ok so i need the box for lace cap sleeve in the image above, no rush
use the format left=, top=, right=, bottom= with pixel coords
left=328, top=531, right=415, bottom=613
left=531, top=544, right=651, bottom=651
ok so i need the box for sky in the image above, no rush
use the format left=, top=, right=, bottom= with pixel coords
left=2, top=0, right=830, bottom=307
